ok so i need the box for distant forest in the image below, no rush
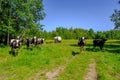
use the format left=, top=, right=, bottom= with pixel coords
left=40, top=27, right=120, bottom=40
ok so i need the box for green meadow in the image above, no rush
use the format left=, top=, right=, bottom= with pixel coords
left=0, top=40, right=120, bottom=80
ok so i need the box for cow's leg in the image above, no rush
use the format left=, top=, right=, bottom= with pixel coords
left=80, top=46, right=82, bottom=53
left=26, top=42, right=29, bottom=49
left=100, top=46, right=103, bottom=50
left=30, top=43, right=34, bottom=50
left=80, top=46, right=84, bottom=54
left=12, top=48, right=16, bottom=56
left=83, top=46, right=86, bottom=54
left=16, top=48, right=19, bottom=55
left=10, top=47, right=14, bottom=55
left=93, top=45, right=96, bottom=51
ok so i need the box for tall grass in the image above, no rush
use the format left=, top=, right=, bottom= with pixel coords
left=0, top=40, right=120, bottom=80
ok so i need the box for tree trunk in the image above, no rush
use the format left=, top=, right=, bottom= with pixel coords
left=7, top=31, right=10, bottom=46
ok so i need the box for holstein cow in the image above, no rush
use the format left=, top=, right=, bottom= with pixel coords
left=35, top=38, right=44, bottom=45
left=10, top=39, right=21, bottom=56
left=26, top=37, right=44, bottom=50
left=54, top=36, right=62, bottom=43
left=93, top=39, right=107, bottom=50
left=26, top=37, right=36, bottom=50
left=78, top=37, right=86, bottom=54
left=17, top=36, right=23, bottom=46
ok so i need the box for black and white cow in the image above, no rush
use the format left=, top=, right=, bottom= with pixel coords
left=26, top=37, right=35, bottom=49
left=26, top=37, right=44, bottom=49
left=17, top=36, right=23, bottom=45
left=35, top=38, right=44, bottom=45
left=54, top=36, right=62, bottom=43
left=93, top=39, right=107, bottom=50
left=78, top=37, right=86, bottom=54
left=10, top=39, right=21, bottom=56
left=10, top=39, right=21, bottom=49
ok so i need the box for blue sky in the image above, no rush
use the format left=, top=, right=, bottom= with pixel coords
left=41, top=0, right=120, bottom=32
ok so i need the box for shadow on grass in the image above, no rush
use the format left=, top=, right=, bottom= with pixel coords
left=105, top=44, right=120, bottom=48
left=104, top=44, right=120, bottom=54
left=24, top=47, right=33, bottom=51
left=70, top=42, right=120, bottom=54
left=9, top=50, right=18, bottom=57
left=0, top=45, right=6, bottom=48
left=70, top=44, right=78, bottom=47
left=72, top=51, right=79, bottom=56
left=105, top=49, right=120, bottom=53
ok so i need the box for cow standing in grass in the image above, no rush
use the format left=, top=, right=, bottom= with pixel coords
left=35, top=38, right=44, bottom=45
left=10, top=39, right=21, bottom=56
left=35, top=37, right=44, bottom=48
left=78, top=37, right=86, bottom=54
left=26, top=37, right=44, bottom=50
left=54, top=36, right=62, bottom=43
left=17, top=36, right=23, bottom=46
left=26, top=37, right=36, bottom=50
left=93, top=39, right=107, bottom=51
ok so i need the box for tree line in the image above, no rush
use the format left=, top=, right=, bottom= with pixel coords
left=40, top=27, right=120, bottom=40
left=0, top=0, right=120, bottom=45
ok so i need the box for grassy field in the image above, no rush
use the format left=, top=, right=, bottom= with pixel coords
left=0, top=40, right=120, bottom=80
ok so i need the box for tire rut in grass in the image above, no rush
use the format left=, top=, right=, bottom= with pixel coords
left=45, top=57, right=76, bottom=80
left=84, top=59, right=98, bottom=80
left=46, top=65, right=66, bottom=80
left=27, top=70, right=47, bottom=80
left=28, top=56, right=76, bottom=80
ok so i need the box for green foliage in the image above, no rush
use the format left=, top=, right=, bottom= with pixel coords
left=95, top=31, right=106, bottom=39
left=110, top=0, right=120, bottom=29
left=45, top=27, right=89, bottom=39
left=43, top=27, right=120, bottom=40
left=88, top=28, right=95, bottom=39
left=104, top=30, right=120, bottom=39
left=110, top=10, right=120, bottom=29
left=0, top=0, right=45, bottom=45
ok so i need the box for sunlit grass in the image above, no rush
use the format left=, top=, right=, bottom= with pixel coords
left=0, top=40, right=120, bottom=80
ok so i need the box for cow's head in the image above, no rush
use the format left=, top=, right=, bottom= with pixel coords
left=15, top=40, right=20, bottom=48
left=102, top=38, right=107, bottom=42
left=34, top=36, right=37, bottom=42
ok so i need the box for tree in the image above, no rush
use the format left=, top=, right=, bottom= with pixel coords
left=0, top=0, right=45, bottom=45
left=95, top=31, right=106, bottom=39
left=110, top=1, right=120, bottom=29
left=88, top=28, right=95, bottom=39
left=110, top=10, right=120, bottom=29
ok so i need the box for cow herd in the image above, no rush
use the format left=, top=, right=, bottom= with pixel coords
left=78, top=37, right=107, bottom=54
left=26, top=37, right=44, bottom=50
left=9, top=35, right=106, bottom=56
left=9, top=36, right=62, bottom=56
left=9, top=36, right=44, bottom=56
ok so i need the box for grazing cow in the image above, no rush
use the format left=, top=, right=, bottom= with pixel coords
left=17, top=36, right=23, bottom=46
left=26, top=37, right=44, bottom=49
left=35, top=38, right=44, bottom=45
left=93, top=39, right=107, bottom=50
left=26, top=37, right=35, bottom=50
left=10, top=39, right=21, bottom=48
left=54, top=36, right=62, bottom=43
left=78, top=37, right=86, bottom=54
left=10, top=39, right=21, bottom=56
